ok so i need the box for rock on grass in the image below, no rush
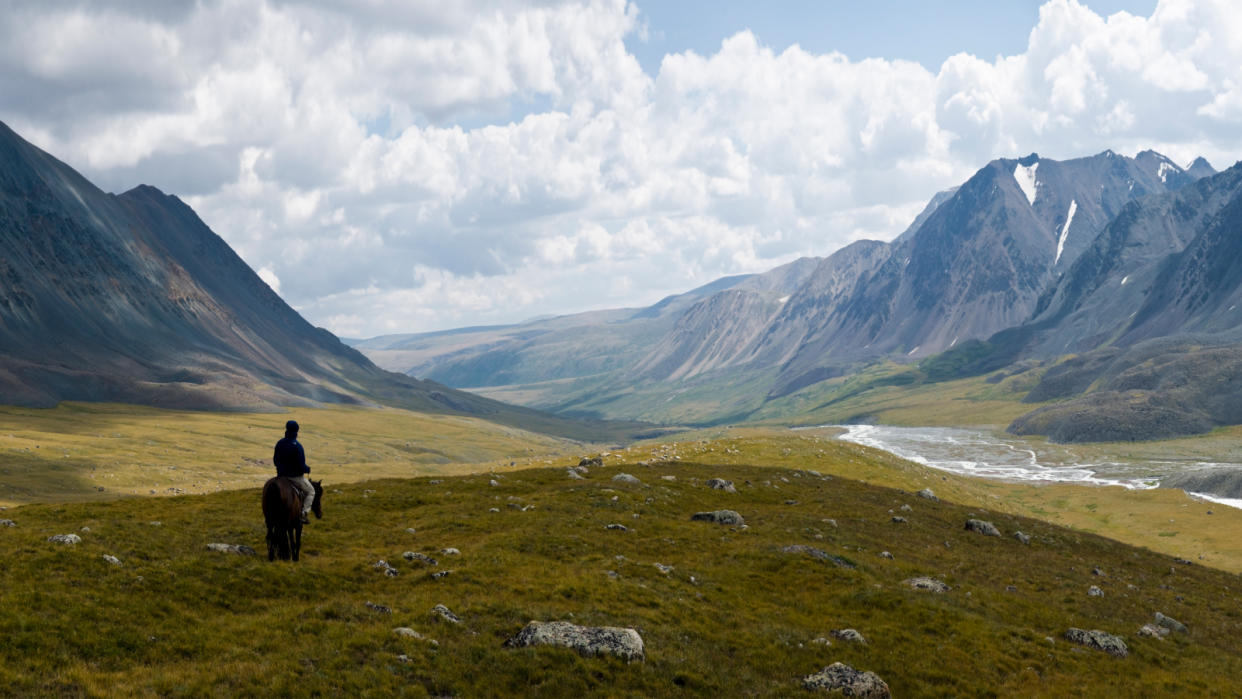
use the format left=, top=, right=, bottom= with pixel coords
left=1064, top=628, right=1128, bottom=657
left=504, top=620, right=644, bottom=662
left=48, top=534, right=81, bottom=545
left=802, top=662, right=890, bottom=697
left=780, top=545, right=855, bottom=569
left=691, top=510, right=745, bottom=526
left=706, top=478, right=737, bottom=493
left=964, top=519, right=1000, bottom=537
left=904, top=577, right=950, bottom=593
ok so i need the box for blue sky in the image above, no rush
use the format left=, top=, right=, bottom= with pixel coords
left=628, top=1, right=1158, bottom=73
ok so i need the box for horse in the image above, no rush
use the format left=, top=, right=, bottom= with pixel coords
left=262, top=477, right=323, bottom=562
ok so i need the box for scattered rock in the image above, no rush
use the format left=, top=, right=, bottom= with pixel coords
left=780, top=545, right=856, bottom=569
left=404, top=528, right=417, bottom=534
left=431, top=604, right=461, bottom=624
left=612, top=473, right=643, bottom=486
left=102, top=554, right=122, bottom=566
left=567, top=469, right=585, bottom=480
left=489, top=479, right=500, bottom=487
left=785, top=500, right=800, bottom=505
left=206, top=543, right=256, bottom=555
left=660, top=475, right=676, bottom=481
left=579, top=457, right=603, bottom=468
left=654, top=563, right=673, bottom=574
left=1013, top=531, right=1031, bottom=545
left=48, top=534, right=81, bottom=545
left=964, top=519, right=1000, bottom=537
left=1155, top=612, right=1188, bottom=634
left=0, top=519, right=14, bottom=527
left=1064, top=628, right=1128, bottom=658
left=891, top=516, right=907, bottom=524
left=811, top=637, right=831, bottom=646
left=706, top=478, right=736, bottom=493
left=879, top=551, right=893, bottom=560
left=831, top=629, right=866, bottom=644
left=441, top=547, right=460, bottom=556
left=1088, top=586, right=1104, bottom=597
left=403, top=551, right=438, bottom=566
left=802, top=662, right=891, bottom=697
left=605, top=523, right=628, bottom=531
left=365, top=601, right=392, bottom=615
left=691, top=510, right=745, bottom=526
left=1138, top=624, right=1169, bottom=639
left=488, top=507, right=500, bottom=513
left=373, top=560, right=399, bottom=577
left=904, top=577, right=950, bottom=593
left=504, top=620, right=645, bottom=662
left=916, top=488, right=939, bottom=502
left=394, top=627, right=423, bottom=639
left=1092, top=566, right=1106, bottom=576
left=899, top=504, right=913, bottom=513
left=430, top=570, right=452, bottom=580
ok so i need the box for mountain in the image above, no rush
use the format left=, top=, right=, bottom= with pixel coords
left=354, top=148, right=1217, bottom=426
left=0, top=122, right=646, bottom=441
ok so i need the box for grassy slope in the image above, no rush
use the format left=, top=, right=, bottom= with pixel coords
left=0, top=403, right=581, bottom=506
left=3, top=437, right=1242, bottom=695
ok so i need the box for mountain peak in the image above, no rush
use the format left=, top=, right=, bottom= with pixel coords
left=1017, top=153, right=1040, bottom=167
left=1186, top=156, right=1217, bottom=179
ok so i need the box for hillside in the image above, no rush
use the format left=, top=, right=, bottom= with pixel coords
left=2, top=437, right=1240, bottom=695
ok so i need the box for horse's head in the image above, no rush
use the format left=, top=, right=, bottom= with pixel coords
left=311, top=479, right=324, bottom=519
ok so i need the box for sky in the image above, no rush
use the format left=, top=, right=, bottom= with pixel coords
left=2, top=0, right=1239, bottom=339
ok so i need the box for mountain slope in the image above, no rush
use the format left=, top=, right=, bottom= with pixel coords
left=0, top=122, right=647, bottom=441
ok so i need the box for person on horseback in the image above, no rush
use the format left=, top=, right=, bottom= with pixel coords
left=273, top=419, right=315, bottom=524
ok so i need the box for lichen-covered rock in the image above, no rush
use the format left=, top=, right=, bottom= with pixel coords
left=904, top=577, right=950, bottom=593
left=49, top=534, right=81, bottom=545
left=831, top=629, right=866, bottom=644
left=1065, top=628, right=1128, bottom=657
left=1155, top=612, right=1187, bottom=634
left=206, top=543, right=255, bottom=555
left=706, top=478, right=737, bottom=493
left=965, top=519, right=1000, bottom=536
left=431, top=604, right=460, bottom=624
left=780, top=545, right=855, bottom=569
left=691, top=510, right=745, bottom=526
left=403, top=551, right=438, bottom=566
left=504, top=620, right=644, bottom=661
left=612, top=473, right=643, bottom=486
left=803, top=662, right=890, bottom=697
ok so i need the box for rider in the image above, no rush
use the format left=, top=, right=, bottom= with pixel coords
left=273, top=420, right=315, bottom=524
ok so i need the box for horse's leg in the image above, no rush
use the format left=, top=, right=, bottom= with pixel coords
left=282, top=525, right=293, bottom=561
left=292, top=522, right=302, bottom=562
left=266, top=523, right=276, bottom=561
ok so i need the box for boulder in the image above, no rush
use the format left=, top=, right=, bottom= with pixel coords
left=48, top=534, right=81, bottom=545
left=1013, top=531, right=1031, bottom=545
left=964, top=519, right=1000, bottom=537
left=612, top=473, right=643, bottom=486
left=916, top=488, right=938, bottom=502
left=1088, top=586, right=1104, bottom=598
left=0, top=519, right=15, bottom=527
left=394, top=627, right=423, bottom=639
left=706, top=478, right=737, bottom=493
left=403, top=551, right=438, bottom=566
left=691, top=510, right=745, bottom=526
left=373, top=560, right=399, bottom=577
left=1064, top=628, right=1128, bottom=657
left=579, top=457, right=603, bottom=468
left=802, top=662, right=890, bottom=697
left=1138, top=624, right=1169, bottom=639
left=102, top=554, right=122, bottom=566
left=567, top=469, right=585, bottom=480
left=1154, top=612, right=1187, bottom=634
left=504, top=620, right=644, bottom=662
left=431, top=604, right=461, bottom=624
left=904, top=577, right=950, bottom=593
left=831, top=629, right=866, bottom=644
left=206, top=543, right=256, bottom=555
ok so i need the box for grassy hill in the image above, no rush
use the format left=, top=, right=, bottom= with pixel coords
left=2, top=435, right=1241, bottom=695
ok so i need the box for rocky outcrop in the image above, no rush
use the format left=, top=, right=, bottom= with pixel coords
left=504, top=620, right=644, bottom=661
left=802, top=662, right=890, bottom=697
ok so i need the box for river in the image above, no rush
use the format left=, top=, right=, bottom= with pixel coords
left=833, top=424, right=1242, bottom=510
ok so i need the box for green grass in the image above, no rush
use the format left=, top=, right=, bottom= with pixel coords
left=3, top=441, right=1242, bottom=695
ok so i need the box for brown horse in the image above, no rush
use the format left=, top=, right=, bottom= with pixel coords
left=262, top=477, right=323, bottom=562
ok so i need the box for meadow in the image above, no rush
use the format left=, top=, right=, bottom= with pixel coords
left=2, top=409, right=1242, bottom=695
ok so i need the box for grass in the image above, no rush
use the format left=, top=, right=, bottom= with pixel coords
left=0, top=403, right=582, bottom=506
left=3, top=432, right=1242, bottom=695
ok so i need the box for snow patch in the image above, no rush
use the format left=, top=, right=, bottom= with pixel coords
left=1013, top=162, right=1039, bottom=205
left=777, top=295, right=790, bottom=304
left=1054, top=199, right=1077, bottom=265
left=1121, top=275, right=1130, bottom=286
left=907, top=346, right=920, bottom=356
left=1158, top=161, right=1177, bottom=182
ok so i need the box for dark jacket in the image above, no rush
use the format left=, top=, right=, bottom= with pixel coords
left=273, top=436, right=310, bottom=478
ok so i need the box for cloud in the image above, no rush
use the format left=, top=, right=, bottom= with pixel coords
left=2, top=0, right=1241, bottom=337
